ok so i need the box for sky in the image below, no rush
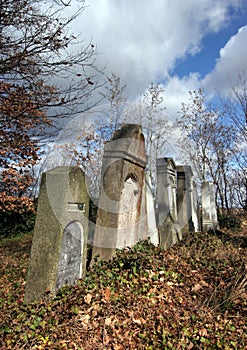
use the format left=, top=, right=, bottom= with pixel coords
left=70, top=0, right=247, bottom=116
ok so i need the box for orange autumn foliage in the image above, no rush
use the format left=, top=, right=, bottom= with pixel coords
left=0, top=82, right=52, bottom=213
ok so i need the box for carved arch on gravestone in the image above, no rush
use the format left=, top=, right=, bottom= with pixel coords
left=116, top=174, right=141, bottom=248
left=56, top=220, right=84, bottom=291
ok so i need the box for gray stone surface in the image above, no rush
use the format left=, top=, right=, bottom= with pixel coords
left=156, top=157, right=179, bottom=248
left=176, top=165, right=194, bottom=236
left=91, top=124, right=148, bottom=262
left=56, top=221, right=83, bottom=290
left=202, top=180, right=219, bottom=232
left=192, top=181, right=201, bottom=232
left=24, top=166, right=89, bottom=303
left=144, top=173, right=159, bottom=246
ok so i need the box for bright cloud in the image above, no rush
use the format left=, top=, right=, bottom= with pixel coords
left=203, top=25, right=247, bottom=96
left=74, top=0, right=243, bottom=98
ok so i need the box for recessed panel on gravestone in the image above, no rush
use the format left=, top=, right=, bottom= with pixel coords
left=56, top=221, right=83, bottom=291
left=117, top=176, right=140, bottom=249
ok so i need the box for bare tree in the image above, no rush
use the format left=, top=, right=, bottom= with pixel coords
left=124, top=83, right=171, bottom=192
left=99, top=73, right=127, bottom=130
left=177, top=89, right=236, bottom=211
left=218, top=71, right=247, bottom=211
left=0, top=0, right=104, bottom=212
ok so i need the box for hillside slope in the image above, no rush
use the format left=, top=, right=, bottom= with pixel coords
left=1, top=230, right=247, bottom=349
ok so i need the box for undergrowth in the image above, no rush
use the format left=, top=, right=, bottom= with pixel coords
left=0, top=231, right=247, bottom=349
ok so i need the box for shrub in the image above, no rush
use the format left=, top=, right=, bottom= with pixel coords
left=218, top=213, right=241, bottom=232
left=0, top=210, right=36, bottom=237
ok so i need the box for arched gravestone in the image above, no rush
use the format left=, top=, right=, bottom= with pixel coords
left=24, top=166, right=89, bottom=303
left=56, top=221, right=84, bottom=291
left=91, top=124, right=148, bottom=262
left=117, top=175, right=140, bottom=248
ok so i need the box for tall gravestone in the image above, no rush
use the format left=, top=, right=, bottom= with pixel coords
left=202, top=180, right=219, bottom=231
left=91, top=124, right=148, bottom=262
left=156, top=157, right=180, bottom=248
left=25, top=166, right=89, bottom=303
left=192, top=181, right=201, bottom=232
left=144, top=173, right=159, bottom=246
left=176, top=165, right=194, bottom=236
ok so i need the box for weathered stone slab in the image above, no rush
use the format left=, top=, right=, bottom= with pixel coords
left=144, top=173, right=159, bottom=246
left=156, top=157, right=180, bottom=248
left=202, top=180, right=219, bottom=232
left=24, top=166, right=89, bottom=303
left=176, top=165, right=194, bottom=236
left=192, top=181, right=201, bottom=232
left=91, top=124, right=148, bottom=262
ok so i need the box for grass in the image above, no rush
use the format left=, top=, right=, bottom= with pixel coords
left=0, top=228, right=247, bottom=349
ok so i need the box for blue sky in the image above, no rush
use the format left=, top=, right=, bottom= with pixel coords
left=51, top=0, right=247, bottom=169
left=70, top=0, right=247, bottom=115
left=174, top=8, right=247, bottom=79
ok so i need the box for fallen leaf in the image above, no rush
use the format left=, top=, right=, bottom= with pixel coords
left=84, top=293, right=92, bottom=304
left=192, top=283, right=202, bottom=292
left=79, top=314, right=90, bottom=328
left=104, top=287, right=111, bottom=301
left=105, top=317, right=111, bottom=326
left=199, top=328, right=208, bottom=337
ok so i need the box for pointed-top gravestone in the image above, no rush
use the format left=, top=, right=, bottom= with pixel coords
left=24, top=166, right=89, bottom=303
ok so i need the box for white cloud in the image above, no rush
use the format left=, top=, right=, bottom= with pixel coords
left=161, top=73, right=201, bottom=117
left=202, top=25, right=247, bottom=96
left=74, top=0, right=243, bottom=97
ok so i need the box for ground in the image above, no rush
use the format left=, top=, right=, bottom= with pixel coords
left=0, top=217, right=247, bottom=349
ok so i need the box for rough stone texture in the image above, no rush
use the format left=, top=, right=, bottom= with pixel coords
left=91, top=124, right=148, bottom=262
left=202, top=180, right=219, bottom=232
left=176, top=165, right=194, bottom=237
left=144, top=173, right=159, bottom=246
left=24, top=166, right=89, bottom=303
left=192, top=181, right=201, bottom=232
left=156, top=158, right=180, bottom=248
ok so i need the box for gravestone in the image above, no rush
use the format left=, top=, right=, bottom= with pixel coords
left=202, top=180, right=219, bottom=231
left=56, top=221, right=84, bottom=290
left=192, top=181, right=201, bottom=232
left=176, top=165, right=194, bottom=236
left=91, top=124, right=148, bottom=262
left=24, top=166, right=89, bottom=303
left=144, top=173, right=159, bottom=246
left=156, top=157, right=180, bottom=248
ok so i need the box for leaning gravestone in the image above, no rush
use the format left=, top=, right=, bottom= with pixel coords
left=24, top=166, right=89, bottom=303
left=91, top=124, right=148, bottom=262
left=156, top=157, right=180, bottom=248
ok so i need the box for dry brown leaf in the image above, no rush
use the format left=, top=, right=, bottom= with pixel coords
left=191, top=283, right=202, bottom=292
left=79, top=314, right=90, bottom=328
left=84, top=293, right=92, bottom=304
left=105, top=317, right=111, bottom=326
left=104, top=286, right=111, bottom=301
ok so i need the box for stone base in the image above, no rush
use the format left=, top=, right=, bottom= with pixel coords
left=202, top=220, right=219, bottom=232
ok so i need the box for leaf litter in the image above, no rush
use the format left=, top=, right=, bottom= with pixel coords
left=1, top=231, right=247, bottom=349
